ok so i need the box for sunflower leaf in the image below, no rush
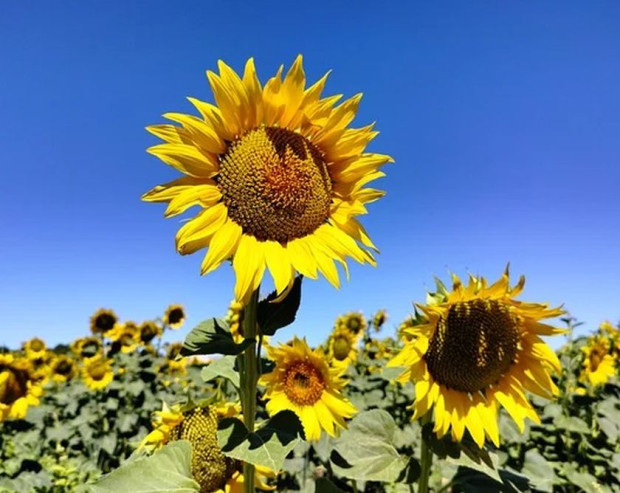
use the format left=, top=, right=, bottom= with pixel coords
left=200, top=355, right=239, bottom=388
left=257, top=276, right=302, bottom=336
left=217, top=411, right=304, bottom=470
left=90, top=441, right=200, bottom=492
left=180, top=318, right=254, bottom=356
left=330, top=409, right=409, bottom=482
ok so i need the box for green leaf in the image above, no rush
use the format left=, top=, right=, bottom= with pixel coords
left=217, top=411, right=303, bottom=471
left=200, top=356, right=239, bottom=387
left=314, top=478, right=346, bottom=493
left=330, top=409, right=408, bottom=482
left=447, top=440, right=502, bottom=483
left=561, top=463, right=604, bottom=492
left=553, top=415, right=590, bottom=434
left=520, top=449, right=557, bottom=492
left=90, top=441, right=200, bottom=493
left=257, top=276, right=302, bottom=336
left=181, top=318, right=254, bottom=357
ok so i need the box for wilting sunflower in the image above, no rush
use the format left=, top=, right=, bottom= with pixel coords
left=143, top=55, right=391, bottom=303
left=51, top=355, right=78, bottom=383
left=336, top=312, right=367, bottom=340
left=71, top=336, right=103, bottom=361
left=580, top=336, right=616, bottom=386
left=90, top=308, right=118, bottom=335
left=82, top=356, right=114, bottom=391
left=327, top=327, right=358, bottom=369
left=141, top=403, right=272, bottom=492
left=164, top=304, right=186, bottom=330
left=0, top=354, right=42, bottom=422
left=388, top=269, right=565, bottom=447
left=139, top=321, right=163, bottom=344
left=260, top=337, right=357, bottom=441
left=23, top=337, right=47, bottom=361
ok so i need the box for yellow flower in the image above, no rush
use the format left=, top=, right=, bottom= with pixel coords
left=336, top=312, right=367, bottom=340
left=260, top=337, right=357, bottom=441
left=166, top=342, right=187, bottom=374
left=0, top=354, right=42, bottom=422
left=372, top=309, right=388, bottom=331
left=580, top=336, right=616, bottom=386
left=143, top=56, right=391, bottom=304
left=108, top=322, right=140, bottom=353
left=164, top=304, right=186, bottom=330
left=51, top=355, right=78, bottom=383
left=139, top=321, right=163, bottom=344
left=90, top=308, right=118, bottom=335
left=81, top=356, right=114, bottom=391
left=388, top=268, right=565, bottom=448
left=141, top=403, right=272, bottom=492
left=71, top=336, right=103, bottom=361
left=23, top=337, right=47, bottom=361
left=327, top=327, right=358, bottom=369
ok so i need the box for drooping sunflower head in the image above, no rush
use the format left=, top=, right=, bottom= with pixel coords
left=164, top=304, right=186, bottom=329
left=71, top=336, right=103, bottom=361
left=142, top=403, right=272, bottom=492
left=139, top=321, right=163, bottom=345
left=0, top=354, right=42, bottom=422
left=23, top=337, right=47, bottom=361
left=143, top=56, right=392, bottom=303
left=388, top=268, right=565, bottom=447
left=90, top=308, right=118, bottom=335
left=260, top=337, right=357, bottom=441
left=372, top=309, right=388, bottom=331
left=81, top=356, right=114, bottom=391
left=336, top=312, right=367, bottom=339
left=580, top=335, right=616, bottom=386
left=327, top=327, right=358, bottom=369
left=51, top=355, right=78, bottom=383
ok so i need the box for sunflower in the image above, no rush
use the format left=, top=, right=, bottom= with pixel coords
left=90, top=308, right=118, bottom=335
left=387, top=269, right=565, bottom=448
left=23, top=337, right=47, bottom=361
left=372, top=309, right=388, bottom=331
left=164, top=304, right=186, bottom=330
left=107, top=322, right=140, bottom=354
left=0, top=354, right=42, bottom=422
left=141, top=403, right=272, bottom=492
left=260, top=337, right=357, bottom=441
left=327, top=327, right=358, bottom=369
left=81, top=356, right=114, bottom=391
left=336, top=312, right=367, bottom=340
left=50, top=355, right=78, bottom=383
left=166, top=342, right=187, bottom=374
left=143, top=56, right=391, bottom=304
left=580, top=336, right=616, bottom=386
left=140, top=321, right=163, bottom=344
left=71, top=336, right=103, bottom=361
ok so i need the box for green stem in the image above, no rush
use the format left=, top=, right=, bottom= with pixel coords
left=241, top=288, right=260, bottom=493
left=418, top=412, right=433, bottom=493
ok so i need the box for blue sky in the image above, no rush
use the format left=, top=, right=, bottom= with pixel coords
left=1, top=2, right=619, bottom=350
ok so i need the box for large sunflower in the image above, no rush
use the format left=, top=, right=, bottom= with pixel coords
left=0, top=354, right=42, bottom=422
left=580, top=336, right=616, bottom=386
left=141, top=403, right=273, bottom=492
left=82, top=356, right=114, bottom=391
left=388, top=269, right=565, bottom=448
left=260, top=337, right=357, bottom=441
left=143, top=56, right=391, bottom=303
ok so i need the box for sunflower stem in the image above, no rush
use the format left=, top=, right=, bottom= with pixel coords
left=418, top=412, right=433, bottom=493
left=241, top=288, right=260, bottom=493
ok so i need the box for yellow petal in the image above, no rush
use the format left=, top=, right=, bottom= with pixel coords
left=200, top=219, right=243, bottom=275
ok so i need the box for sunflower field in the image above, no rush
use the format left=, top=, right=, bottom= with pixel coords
left=2, top=56, right=620, bottom=493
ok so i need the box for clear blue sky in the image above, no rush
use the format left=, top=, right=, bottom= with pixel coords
left=1, top=2, right=619, bottom=350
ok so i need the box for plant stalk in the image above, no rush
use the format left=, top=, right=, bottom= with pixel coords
left=418, top=412, right=434, bottom=493
left=241, top=288, right=259, bottom=493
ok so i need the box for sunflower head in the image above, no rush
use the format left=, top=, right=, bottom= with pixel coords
left=337, top=312, right=367, bottom=339
left=166, top=342, right=187, bottom=374
left=328, top=327, right=358, bottom=369
left=81, top=356, right=114, bottom=391
left=108, top=322, right=140, bottom=354
left=139, top=321, right=163, bottom=344
left=0, top=354, right=42, bottom=422
left=24, top=337, right=47, bottom=361
left=164, top=304, right=186, bottom=329
left=388, top=268, right=565, bottom=447
left=372, top=309, right=388, bottom=331
left=90, top=308, right=118, bottom=335
left=260, top=337, right=357, bottom=441
left=580, top=335, right=616, bottom=386
left=71, top=336, right=103, bottom=361
left=51, top=355, right=78, bottom=383
left=143, top=56, right=392, bottom=303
